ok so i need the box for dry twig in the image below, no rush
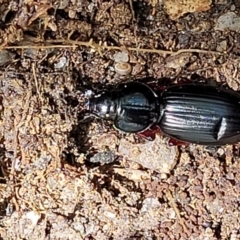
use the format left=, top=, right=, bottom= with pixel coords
left=2, top=39, right=224, bottom=56
left=166, top=190, right=188, bottom=234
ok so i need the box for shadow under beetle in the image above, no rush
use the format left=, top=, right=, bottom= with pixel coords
left=88, top=81, right=240, bottom=146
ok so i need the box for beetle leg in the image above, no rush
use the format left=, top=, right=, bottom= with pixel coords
left=142, top=78, right=171, bottom=92
left=176, top=76, right=210, bottom=85
left=168, top=138, right=189, bottom=146
left=149, top=83, right=167, bottom=92
left=137, top=125, right=161, bottom=141
left=137, top=129, right=156, bottom=141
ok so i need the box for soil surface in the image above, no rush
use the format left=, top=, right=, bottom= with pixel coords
left=0, top=0, right=240, bottom=239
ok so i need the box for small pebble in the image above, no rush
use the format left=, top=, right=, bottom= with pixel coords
left=54, top=56, right=67, bottom=69
left=113, top=51, right=129, bottom=63
left=89, top=151, right=116, bottom=164
left=0, top=50, right=15, bottom=66
left=114, top=62, right=132, bottom=75
left=215, top=12, right=240, bottom=31
left=217, top=148, right=225, bottom=156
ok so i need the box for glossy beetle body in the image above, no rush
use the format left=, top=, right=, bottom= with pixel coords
left=89, top=82, right=160, bottom=133
left=89, top=81, right=240, bottom=146
left=160, top=84, right=240, bottom=145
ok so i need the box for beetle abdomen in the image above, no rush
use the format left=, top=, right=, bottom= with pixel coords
left=159, top=85, right=240, bottom=145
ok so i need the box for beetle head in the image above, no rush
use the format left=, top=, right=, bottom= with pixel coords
left=89, top=92, right=117, bottom=120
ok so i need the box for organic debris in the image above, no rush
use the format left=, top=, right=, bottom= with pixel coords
left=0, top=1, right=240, bottom=239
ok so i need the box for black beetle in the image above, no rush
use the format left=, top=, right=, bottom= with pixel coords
left=89, top=81, right=240, bottom=146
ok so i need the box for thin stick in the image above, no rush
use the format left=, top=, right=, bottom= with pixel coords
left=166, top=190, right=188, bottom=234
left=2, top=39, right=224, bottom=56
